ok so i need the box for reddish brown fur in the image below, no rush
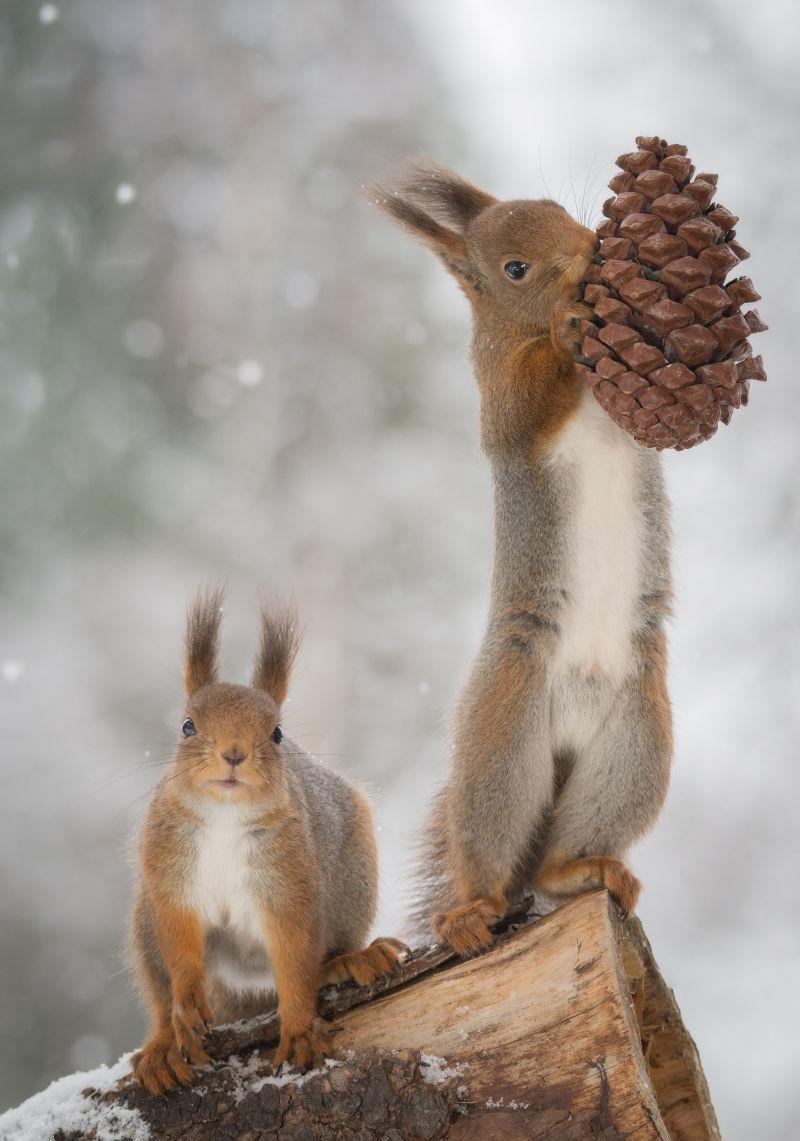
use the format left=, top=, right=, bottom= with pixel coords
left=432, top=616, right=555, bottom=954
left=433, top=897, right=506, bottom=958
left=267, top=904, right=328, bottom=1068
left=252, top=605, right=301, bottom=707
left=375, top=163, right=671, bottom=954
left=321, top=938, right=410, bottom=986
left=183, top=587, right=224, bottom=696
left=535, top=854, right=642, bottom=914
left=130, top=590, right=408, bottom=1095
left=373, top=163, right=595, bottom=461
left=641, top=630, right=674, bottom=758
left=374, top=168, right=596, bottom=954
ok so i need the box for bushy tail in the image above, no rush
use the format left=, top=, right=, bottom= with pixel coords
left=408, top=787, right=553, bottom=944
left=407, top=787, right=455, bottom=944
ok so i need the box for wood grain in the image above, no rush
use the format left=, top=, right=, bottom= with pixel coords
left=12, top=891, right=720, bottom=1139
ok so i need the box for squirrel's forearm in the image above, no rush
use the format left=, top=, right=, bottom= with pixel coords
left=146, top=894, right=207, bottom=1001
left=264, top=911, right=323, bottom=1039
left=478, top=336, right=581, bottom=459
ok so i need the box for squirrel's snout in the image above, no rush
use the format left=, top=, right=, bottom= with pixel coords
left=221, top=747, right=247, bottom=767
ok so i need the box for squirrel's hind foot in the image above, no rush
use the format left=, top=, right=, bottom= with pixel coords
left=321, top=936, right=410, bottom=988
left=535, top=855, right=641, bottom=914
left=433, top=897, right=505, bottom=958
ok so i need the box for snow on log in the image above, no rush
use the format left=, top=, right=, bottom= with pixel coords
left=0, top=890, right=720, bottom=1140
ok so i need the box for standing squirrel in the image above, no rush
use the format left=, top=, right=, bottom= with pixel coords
left=130, top=589, right=406, bottom=1094
left=375, top=163, right=673, bottom=955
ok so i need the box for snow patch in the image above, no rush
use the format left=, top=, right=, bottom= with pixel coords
left=486, top=1094, right=530, bottom=1110
left=0, top=1054, right=148, bottom=1141
left=250, top=1059, right=339, bottom=1094
left=419, top=1054, right=465, bottom=1084
left=236, top=359, right=263, bottom=387
left=224, top=1052, right=341, bottom=1102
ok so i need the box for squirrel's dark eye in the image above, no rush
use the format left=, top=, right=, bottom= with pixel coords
left=504, top=260, right=529, bottom=281
left=271, top=725, right=283, bottom=745
left=181, top=718, right=196, bottom=738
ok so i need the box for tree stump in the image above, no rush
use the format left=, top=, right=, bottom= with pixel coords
left=0, top=891, right=720, bottom=1140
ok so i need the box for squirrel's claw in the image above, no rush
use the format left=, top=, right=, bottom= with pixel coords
left=172, top=985, right=213, bottom=1067
left=274, top=1022, right=331, bottom=1073
left=132, top=990, right=212, bottom=1096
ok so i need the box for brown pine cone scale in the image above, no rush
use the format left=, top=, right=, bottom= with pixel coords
left=577, top=136, right=767, bottom=449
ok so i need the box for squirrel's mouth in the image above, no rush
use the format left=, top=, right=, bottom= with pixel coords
left=209, top=777, right=243, bottom=789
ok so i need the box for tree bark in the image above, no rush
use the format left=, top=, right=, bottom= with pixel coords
left=8, top=891, right=720, bottom=1140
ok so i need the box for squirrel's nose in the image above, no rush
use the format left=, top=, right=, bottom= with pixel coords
left=221, top=748, right=247, bottom=767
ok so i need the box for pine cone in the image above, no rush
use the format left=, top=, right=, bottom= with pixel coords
left=576, top=136, right=767, bottom=450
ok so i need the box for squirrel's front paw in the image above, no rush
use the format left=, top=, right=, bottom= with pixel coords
left=131, top=1030, right=194, bottom=1095
left=172, top=984, right=213, bottom=1066
left=274, top=1021, right=331, bottom=1072
left=434, top=897, right=504, bottom=958
left=550, top=303, right=590, bottom=352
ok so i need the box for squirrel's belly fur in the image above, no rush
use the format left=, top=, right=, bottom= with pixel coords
left=546, top=391, right=644, bottom=690
left=185, top=803, right=274, bottom=994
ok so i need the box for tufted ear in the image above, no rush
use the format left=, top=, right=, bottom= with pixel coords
left=370, top=161, right=496, bottom=296
left=184, top=586, right=225, bottom=696
left=252, top=605, right=301, bottom=707
left=393, top=161, right=497, bottom=232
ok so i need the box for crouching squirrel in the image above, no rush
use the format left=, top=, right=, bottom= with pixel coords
left=131, top=588, right=407, bottom=1094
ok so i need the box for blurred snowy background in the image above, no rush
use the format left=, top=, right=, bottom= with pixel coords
left=0, top=0, right=797, bottom=1135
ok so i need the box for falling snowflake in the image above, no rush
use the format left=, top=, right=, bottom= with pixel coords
left=115, top=183, right=137, bottom=205
left=237, top=359, right=263, bottom=387
left=38, top=4, right=60, bottom=24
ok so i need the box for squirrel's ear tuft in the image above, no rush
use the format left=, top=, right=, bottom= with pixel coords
left=392, top=160, right=497, bottom=233
left=369, top=183, right=467, bottom=258
left=369, top=160, right=496, bottom=297
left=184, top=586, right=225, bottom=696
left=252, top=605, right=301, bottom=707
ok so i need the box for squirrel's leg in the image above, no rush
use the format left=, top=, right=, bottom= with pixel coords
left=266, top=913, right=329, bottom=1071
left=130, top=896, right=207, bottom=1095
left=535, top=634, right=672, bottom=914
left=435, top=611, right=557, bottom=955
left=320, top=790, right=410, bottom=987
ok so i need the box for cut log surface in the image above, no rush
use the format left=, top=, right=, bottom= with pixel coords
left=0, top=891, right=720, bottom=1140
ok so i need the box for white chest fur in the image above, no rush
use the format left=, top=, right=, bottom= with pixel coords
left=186, top=805, right=265, bottom=946
left=546, top=392, right=643, bottom=688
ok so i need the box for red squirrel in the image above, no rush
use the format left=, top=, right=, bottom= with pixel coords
left=130, top=589, right=407, bottom=1094
left=375, top=163, right=672, bottom=955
